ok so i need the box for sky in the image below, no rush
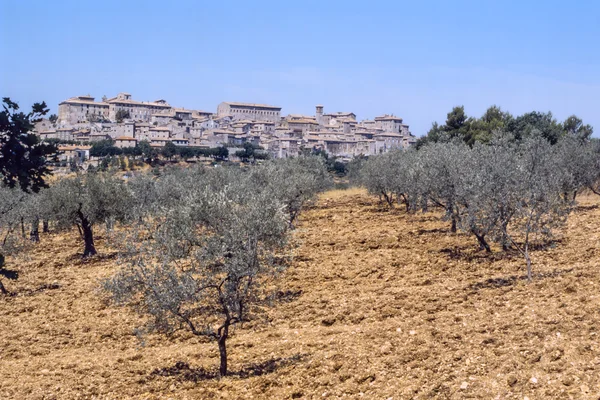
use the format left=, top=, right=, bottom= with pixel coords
left=1, top=0, right=599, bottom=136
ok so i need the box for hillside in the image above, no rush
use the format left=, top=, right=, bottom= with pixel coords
left=1, top=188, right=600, bottom=399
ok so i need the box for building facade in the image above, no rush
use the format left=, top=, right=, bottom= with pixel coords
left=58, top=96, right=109, bottom=125
left=217, top=102, right=282, bottom=122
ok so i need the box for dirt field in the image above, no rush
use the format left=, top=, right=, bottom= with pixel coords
left=2, top=188, right=600, bottom=399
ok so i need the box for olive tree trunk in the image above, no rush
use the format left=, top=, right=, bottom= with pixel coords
left=30, top=218, right=40, bottom=243
left=218, top=322, right=230, bottom=376
left=77, top=211, right=97, bottom=257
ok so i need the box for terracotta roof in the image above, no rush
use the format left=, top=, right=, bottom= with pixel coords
left=288, top=119, right=317, bottom=124
left=59, top=97, right=109, bottom=107
left=222, top=102, right=281, bottom=110
left=375, top=132, right=405, bottom=137
left=108, top=98, right=171, bottom=107
left=115, top=136, right=137, bottom=141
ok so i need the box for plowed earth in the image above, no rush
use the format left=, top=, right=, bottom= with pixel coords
left=1, top=188, right=600, bottom=399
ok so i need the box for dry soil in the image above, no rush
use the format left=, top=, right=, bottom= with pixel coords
left=1, top=188, right=600, bottom=399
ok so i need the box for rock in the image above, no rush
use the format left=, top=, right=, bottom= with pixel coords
left=460, top=381, right=469, bottom=390
left=40, top=369, right=50, bottom=375
left=529, top=377, right=538, bottom=384
left=507, top=375, right=517, bottom=386
left=580, top=384, right=590, bottom=393
left=409, top=330, right=416, bottom=335
left=380, top=342, right=392, bottom=354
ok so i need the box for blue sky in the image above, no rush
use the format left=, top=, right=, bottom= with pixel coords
left=1, top=0, right=599, bottom=136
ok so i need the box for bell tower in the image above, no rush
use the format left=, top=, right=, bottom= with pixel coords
left=316, top=105, right=324, bottom=126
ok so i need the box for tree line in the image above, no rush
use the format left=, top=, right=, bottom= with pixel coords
left=418, top=105, right=593, bottom=147
left=89, top=139, right=231, bottom=162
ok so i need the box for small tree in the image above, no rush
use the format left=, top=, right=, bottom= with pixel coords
left=252, top=156, right=331, bottom=227
left=500, top=135, right=571, bottom=280
left=161, top=141, right=178, bottom=161
left=104, top=168, right=290, bottom=376
left=178, top=146, right=195, bottom=161
left=45, top=173, right=132, bottom=257
left=235, top=142, right=256, bottom=162
left=212, top=146, right=229, bottom=161
left=420, top=142, right=469, bottom=232
left=137, top=140, right=156, bottom=163
left=115, top=109, right=130, bottom=123
left=360, top=152, right=398, bottom=208
left=0, top=185, right=28, bottom=294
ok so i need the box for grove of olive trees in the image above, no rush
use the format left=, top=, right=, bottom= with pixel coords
left=359, top=132, right=600, bottom=280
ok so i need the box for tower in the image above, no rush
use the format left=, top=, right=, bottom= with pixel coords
left=316, top=105, right=324, bottom=126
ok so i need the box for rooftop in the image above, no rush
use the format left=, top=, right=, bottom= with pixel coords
left=375, top=115, right=404, bottom=122
left=222, top=102, right=282, bottom=110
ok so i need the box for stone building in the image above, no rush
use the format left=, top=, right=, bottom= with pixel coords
left=58, top=93, right=173, bottom=125
left=374, top=115, right=410, bottom=135
left=217, top=102, right=281, bottom=122
left=115, top=136, right=137, bottom=148
left=58, top=95, right=109, bottom=125
left=315, top=105, right=357, bottom=127
left=287, top=118, right=319, bottom=134
left=106, top=93, right=172, bottom=122
left=267, top=138, right=301, bottom=158
left=56, top=128, right=75, bottom=141
left=58, top=145, right=91, bottom=164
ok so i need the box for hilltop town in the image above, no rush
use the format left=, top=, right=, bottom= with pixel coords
left=34, top=92, right=416, bottom=162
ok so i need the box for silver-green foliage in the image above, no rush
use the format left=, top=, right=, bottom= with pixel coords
left=45, top=173, right=133, bottom=256
left=104, top=158, right=328, bottom=375
left=358, top=133, right=597, bottom=279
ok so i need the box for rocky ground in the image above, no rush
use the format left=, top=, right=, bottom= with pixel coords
left=1, top=188, right=600, bottom=399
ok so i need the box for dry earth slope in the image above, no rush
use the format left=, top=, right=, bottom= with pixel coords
left=1, top=188, right=600, bottom=399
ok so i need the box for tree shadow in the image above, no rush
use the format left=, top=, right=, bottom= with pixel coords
left=417, top=228, right=448, bottom=235
left=67, top=251, right=119, bottom=264
left=0, top=268, right=18, bottom=281
left=271, top=289, right=302, bottom=303
left=22, top=282, right=61, bottom=296
left=575, top=204, right=599, bottom=212
left=150, top=354, right=306, bottom=382
left=467, top=268, right=575, bottom=291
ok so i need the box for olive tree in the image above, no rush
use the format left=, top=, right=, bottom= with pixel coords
left=420, top=141, right=470, bottom=232
left=104, top=167, right=290, bottom=376
left=454, top=138, right=520, bottom=252
left=501, top=135, right=571, bottom=280
left=360, top=152, right=398, bottom=208
left=553, top=136, right=600, bottom=200
left=252, top=156, right=330, bottom=226
left=45, top=173, right=133, bottom=257
left=0, top=185, right=28, bottom=293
